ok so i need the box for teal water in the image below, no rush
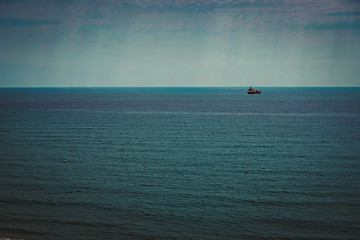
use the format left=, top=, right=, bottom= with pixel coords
left=1, top=88, right=360, bottom=239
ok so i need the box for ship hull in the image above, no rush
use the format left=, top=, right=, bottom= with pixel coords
left=247, top=91, right=261, bottom=94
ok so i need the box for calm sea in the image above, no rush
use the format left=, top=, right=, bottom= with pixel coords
left=1, top=87, right=359, bottom=240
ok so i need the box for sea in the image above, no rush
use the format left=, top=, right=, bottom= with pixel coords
left=0, top=87, right=359, bottom=240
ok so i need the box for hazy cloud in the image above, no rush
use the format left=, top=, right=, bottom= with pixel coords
left=0, top=18, right=60, bottom=28
left=0, top=0, right=359, bottom=87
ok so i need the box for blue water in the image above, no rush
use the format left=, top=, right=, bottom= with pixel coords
left=1, top=87, right=359, bottom=240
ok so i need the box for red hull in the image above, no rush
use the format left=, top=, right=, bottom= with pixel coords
left=247, top=91, right=261, bottom=94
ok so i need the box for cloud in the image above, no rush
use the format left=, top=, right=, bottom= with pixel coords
left=0, top=0, right=359, bottom=87
left=305, top=22, right=360, bottom=31
left=0, top=18, right=60, bottom=28
left=0, top=0, right=31, bottom=3
left=326, top=11, right=360, bottom=17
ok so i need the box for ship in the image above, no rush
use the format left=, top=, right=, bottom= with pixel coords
left=247, top=86, right=261, bottom=94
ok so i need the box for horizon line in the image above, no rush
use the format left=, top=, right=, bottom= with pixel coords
left=1, top=86, right=360, bottom=88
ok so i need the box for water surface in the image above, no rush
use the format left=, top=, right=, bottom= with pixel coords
left=1, top=87, right=359, bottom=239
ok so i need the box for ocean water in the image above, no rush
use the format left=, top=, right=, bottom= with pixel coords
left=0, top=87, right=359, bottom=240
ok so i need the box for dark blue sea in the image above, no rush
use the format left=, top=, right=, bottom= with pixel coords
left=1, top=87, right=360, bottom=240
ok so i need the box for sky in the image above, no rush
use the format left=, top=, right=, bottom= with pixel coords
left=0, top=0, right=359, bottom=87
